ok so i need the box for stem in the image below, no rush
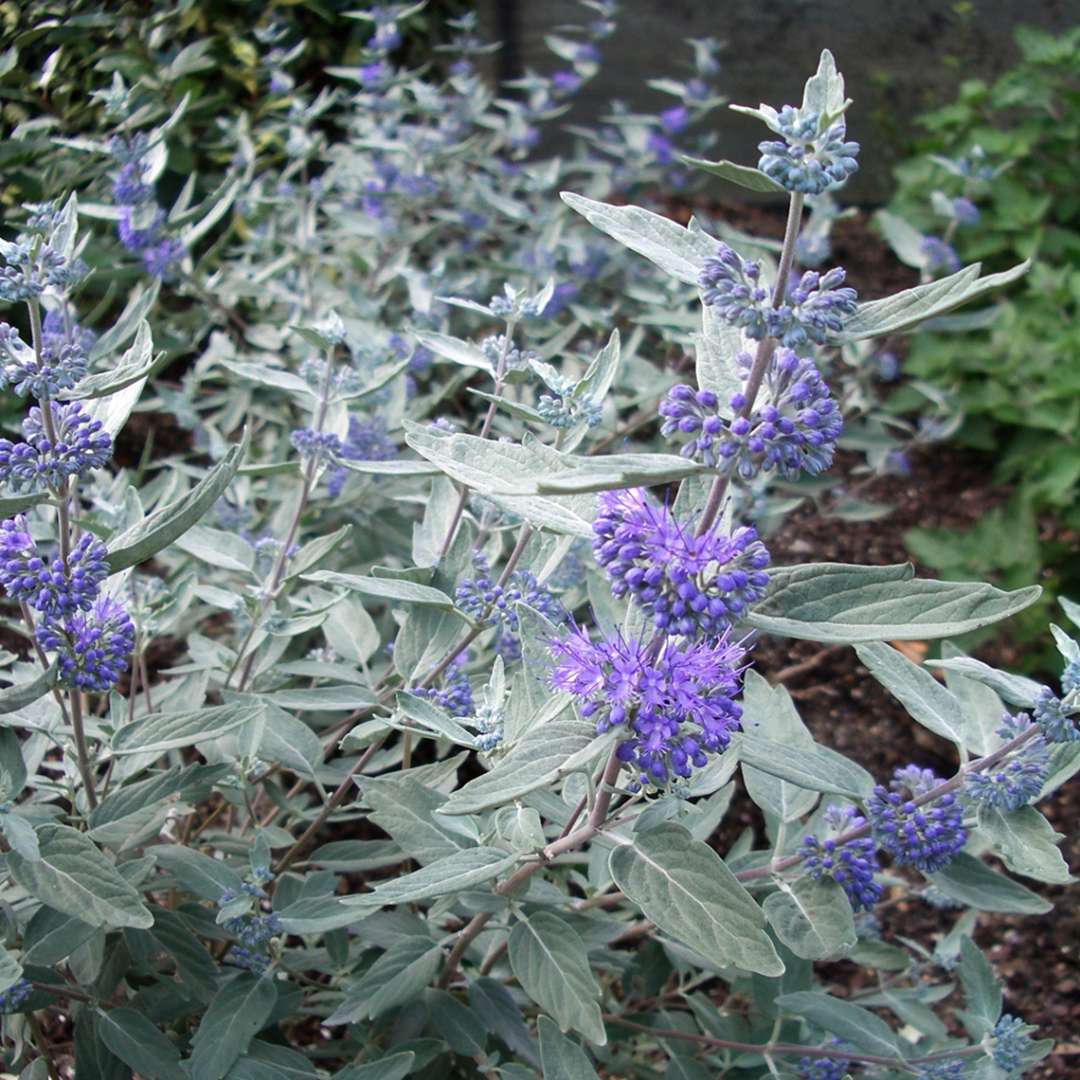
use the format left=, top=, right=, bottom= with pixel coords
left=232, top=339, right=337, bottom=692
left=27, top=1013, right=61, bottom=1080
left=694, top=192, right=804, bottom=537
left=604, top=1014, right=977, bottom=1071
left=69, top=690, right=98, bottom=810
left=438, top=318, right=518, bottom=559
left=438, top=748, right=622, bottom=989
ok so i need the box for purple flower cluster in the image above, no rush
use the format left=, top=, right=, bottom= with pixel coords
left=326, top=416, right=398, bottom=498
left=592, top=487, right=769, bottom=638
left=800, top=804, right=882, bottom=911
left=0, top=521, right=108, bottom=619
left=456, top=551, right=566, bottom=661
left=659, top=349, right=842, bottom=481
left=796, top=1051, right=850, bottom=1080
left=109, top=134, right=185, bottom=280
left=758, top=107, right=860, bottom=194
left=550, top=625, right=747, bottom=788
left=38, top=596, right=135, bottom=692
left=964, top=712, right=1048, bottom=811
left=867, top=765, right=967, bottom=873
left=290, top=427, right=341, bottom=465
left=219, top=880, right=282, bottom=976
left=698, top=245, right=857, bottom=348
left=0, top=316, right=88, bottom=399
left=0, top=401, right=113, bottom=493
left=1032, top=686, right=1079, bottom=743
left=914, top=1063, right=965, bottom=1080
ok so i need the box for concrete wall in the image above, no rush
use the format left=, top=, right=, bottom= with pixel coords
left=477, top=0, right=1078, bottom=202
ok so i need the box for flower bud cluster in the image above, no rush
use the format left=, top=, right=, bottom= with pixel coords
left=0, top=311, right=93, bottom=400
left=867, top=765, right=967, bottom=873
left=990, top=1014, right=1033, bottom=1073
left=659, top=350, right=841, bottom=481
left=456, top=551, right=566, bottom=661
left=698, top=245, right=857, bottom=348
left=37, top=596, right=136, bottom=692
left=1032, top=686, right=1079, bottom=743
left=0, top=402, right=113, bottom=493
left=0, top=979, right=31, bottom=1014
left=0, top=522, right=108, bottom=618
left=592, top=487, right=769, bottom=639
left=412, top=653, right=474, bottom=718
left=758, top=107, right=860, bottom=194
left=551, top=625, right=746, bottom=788
left=800, top=804, right=882, bottom=911
left=964, top=712, right=1048, bottom=811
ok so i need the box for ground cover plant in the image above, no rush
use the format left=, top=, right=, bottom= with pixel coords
left=0, top=5, right=1077, bottom=1078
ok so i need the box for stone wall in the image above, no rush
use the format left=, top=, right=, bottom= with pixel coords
left=476, top=0, right=1078, bottom=203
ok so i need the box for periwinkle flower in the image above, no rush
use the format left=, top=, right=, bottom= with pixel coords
left=359, top=60, right=393, bottom=90
left=592, top=487, right=770, bottom=639
left=326, top=415, right=398, bottom=497
left=758, top=107, right=860, bottom=194
left=867, top=765, right=966, bottom=873
left=796, top=1048, right=851, bottom=1080
left=800, top=805, right=882, bottom=912
left=1032, top=686, right=1079, bottom=743
left=914, top=1063, right=965, bottom=1080
left=0, top=519, right=108, bottom=619
left=38, top=595, right=135, bottom=692
left=550, top=625, right=747, bottom=788
left=646, top=131, right=674, bottom=165
left=964, top=712, right=1048, bottom=811
left=550, top=70, right=582, bottom=96
left=112, top=160, right=151, bottom=206
left=0, top=401, right=113, bottom=492
left=659, top=350, right=842, bottom=481
left=920, top=235, right=961, bottom=275
left=117, top=206, right=167, bottom=255
left=456, top=551, right=566, bottom=661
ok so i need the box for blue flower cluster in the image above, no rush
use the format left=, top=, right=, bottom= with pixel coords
left=550, top=625, right=746, bottom=788
left=915, top=1062, right=965, bottom=1080
left=964, top=713, right=1048, bottom=811
left=796, top=1052, right=850, bottom=1080
left=0, top=978, right=31, bottom=1014
left=867, top=765, right=967, bottom=873
left=219, top=879, right=282, bottom=976
left=592, top=487, right=770, bottom=639
left=108, top=133, right=185, bottom=280
left=0, top=313, right=90, bottom=399
left=0, top=225, right=87, bottom=304
left=456, top=551, right=566, bottom=661
left=758, top=107, right=860, bottom=194
left=0, top=521, right=108, bottom=618
left=290, top=427, right=341, bottom=465
left=800, top=804, right=882, bottom=912
left=698, top=245, right=858, bottom=347
left=38, top=597, right=136, bottom=692
left=536, top=375, right=602, bottom=430
left=659, top=349, right=842, bottom=480
left=0, top=401, right=113, bottom=493
left=412, top=653, right=474, bottom=718
left=991, top=1014, right=1032, bottom=1073
left=920, top=235, right=961, bottom=276
left=1032, top=686, right=1079, bottom=743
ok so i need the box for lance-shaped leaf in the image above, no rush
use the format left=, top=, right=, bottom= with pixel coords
left=509, top=913, right=606, bottom=1045
left=763, top=877, right=857, bottom=961
left=736, top=731, right=873, bottom=799
left=0, top=663, right=56, bottom=716
left=404, top=421, right=594, bottom=536
left=837, top=260, right=1030, bottom=341
left=112, top=702, right=263, bottom=756
left=774, top=991, right=902, bottom=1058
left=681, top=156, right=787, bottom=194
left=747, top=562, right=1040, bottom=643
left=302, top=570, right=454, bottom=610
left=609, top=823, right=783, bottom=976
left=188, top=973, right=277, bottom=1080
left=855, top=642, right=969, bottom=747
left=7, top=824, right=154, bottom=929
left=107, top=434, right=248, bottom=572
left=440, top=716, right=610, bottom=816
left=538, top=1016, right=602, bottom=1080
left=560, top=192, right=714, bottom=285
left=414, top=330, right=494, bottom=374
left=62, top=321, right=164, bottom=400
left=344, top=847, right=519, bottom=908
